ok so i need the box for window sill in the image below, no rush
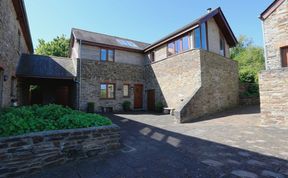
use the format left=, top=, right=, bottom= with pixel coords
left=99, top=98, right=116, bottom=100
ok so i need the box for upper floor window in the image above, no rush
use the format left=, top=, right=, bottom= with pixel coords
left=220, top=36, right=225, bottom=56
left=100, top=83, right=115, bottom=99
left=150, top=51, right=155, bottom=62
left=100, top=48, right=114, bottom=62
left=167, top=34, right=190, bottom=57
left=194, top=27, right=201, bottom=49
left=201, top=23, right=208, bottom=50
left=281, top=46, right=288, bottom=67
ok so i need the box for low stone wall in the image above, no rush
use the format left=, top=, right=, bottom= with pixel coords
left=0, top=124, right=120, bottom=177
left=259, top=69, right=288, bottom=126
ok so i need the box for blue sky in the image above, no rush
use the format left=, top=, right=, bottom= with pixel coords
left=25, top=0, right=273, bottom=48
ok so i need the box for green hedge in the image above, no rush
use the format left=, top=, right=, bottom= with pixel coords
left=0, top=104, right=112, bottom=137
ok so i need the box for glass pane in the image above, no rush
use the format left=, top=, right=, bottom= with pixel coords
left=194, top=28, right=201, bottom=49
left=182, top=35, right=189, bottom=51
left=107, top=84, right=115, bottom=98
left=175, top=39, right=181, bottom=54
left=101, top=49, right=107, bottom=61
left=201, top=23, right=207, bottom=50
left=123, top=84, right=129, bottom=97
left=100, top=84, right=107, bottom=98
left=108, top=50, right=114, bottom=62
left=220, top=38, right=225, bottom=56
left=167, top=42, right=175, bottom=56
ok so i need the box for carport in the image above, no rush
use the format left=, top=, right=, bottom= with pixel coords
left=16, top=54, right=77, bottom=108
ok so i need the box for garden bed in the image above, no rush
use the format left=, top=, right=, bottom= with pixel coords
left=0, top=105, right=120, bottom=177
left=0, top=104, right=112, bottom=137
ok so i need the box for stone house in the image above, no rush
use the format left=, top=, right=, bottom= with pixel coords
left=69, top=7, right=239, bottom=123
left=259, top=0, right=288, bottom=125
left=4, top=3, right=239, bottom=123
left=0, top=0, right=33, bottom=107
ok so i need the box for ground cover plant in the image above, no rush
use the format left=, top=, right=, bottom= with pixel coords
left=0, top=104, right=112, bottom=137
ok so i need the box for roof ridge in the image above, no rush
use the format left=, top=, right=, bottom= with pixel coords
left=72, top=28, right=150, bottom=45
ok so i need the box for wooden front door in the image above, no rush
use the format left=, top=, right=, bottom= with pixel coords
left=55, top=86, right=70, bottom=106
left=134, top=84, right=143, bottom=109
left=281, top=47, right=288, bottom=67
left=147, top=90, right=155, bottom=111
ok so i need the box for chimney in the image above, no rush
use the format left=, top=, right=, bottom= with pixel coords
left=207, top=8, right=212, bottom=13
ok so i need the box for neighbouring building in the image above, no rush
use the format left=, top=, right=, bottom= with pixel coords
left=0, top=0, right=33, bottom=107
left=11, top=5, right=239, bottom=123
left=259, top=0, right=288, bottom=126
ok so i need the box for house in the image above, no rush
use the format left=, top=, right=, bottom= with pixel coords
left=5, top=3, right=239, bottom=122
left=68, top=7, right=239, bottom=123
left=0, top=0, right=33, bottom=107
left=259, top=0, right=288, bottom=125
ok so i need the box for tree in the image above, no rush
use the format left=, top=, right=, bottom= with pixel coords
left=230, top=35, right=265, bottom=83
left=35, top=35, right=70, bottom=57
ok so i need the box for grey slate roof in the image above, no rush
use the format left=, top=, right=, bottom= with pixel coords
left=16, top=54, right=76, bottom=79
left=72, top=28, right=150, bottom=51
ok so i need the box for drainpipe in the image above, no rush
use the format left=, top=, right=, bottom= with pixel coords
left=261, top=20, right=268, bottom=70
left=78, top=40, right=82, bottom=110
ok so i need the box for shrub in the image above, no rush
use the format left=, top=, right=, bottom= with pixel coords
left=0, top=104, right=112, bottom=137
left=240, top=83, right=259, bottom=97
left=122, top=101, right=131, bottom=111
left=155, top=101, right=164, bottom=113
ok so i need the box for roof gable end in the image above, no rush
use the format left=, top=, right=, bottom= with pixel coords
left=260, top=0, right=286, bottom=20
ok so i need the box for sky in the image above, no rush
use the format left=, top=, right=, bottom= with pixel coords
left=25, top=0, right=274, bottom=48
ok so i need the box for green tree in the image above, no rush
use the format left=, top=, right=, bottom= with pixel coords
left=35, top=35, right=70, bottom=57
left=230, top=35, right=265, bottom=83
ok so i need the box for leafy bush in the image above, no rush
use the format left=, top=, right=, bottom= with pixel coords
left=240, top=83, right=259, bottom=97
left=155, top=101, right=164, bottom=113
left=122, top=101, right=131, bottom=111
left=0, top=104, right=112, bottom=137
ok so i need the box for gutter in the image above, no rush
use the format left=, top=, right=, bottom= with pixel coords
left=78, top=40, right=82, bottom=110
left=261, top=20, right=268, bottom=70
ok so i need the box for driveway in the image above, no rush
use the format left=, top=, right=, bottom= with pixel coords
left=29, top=106, right=288, bottom=178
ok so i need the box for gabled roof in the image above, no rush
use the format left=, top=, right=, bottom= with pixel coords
left=16, top=54, right=76, bottom=79
left=71, top=28, right=150, bottom=52
left=260, top=0, right=286, bottom=20
left=145, top=7, right=237, bottom=52
left=12, top=0, right=33, bottom=53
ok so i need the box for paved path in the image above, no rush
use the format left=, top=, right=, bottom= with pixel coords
left=29, top=106, right=288, bottom=178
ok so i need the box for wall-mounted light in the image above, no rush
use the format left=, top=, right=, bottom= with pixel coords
left=3, top=75, right=8, bottom=82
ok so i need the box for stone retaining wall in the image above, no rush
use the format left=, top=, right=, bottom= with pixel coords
left=0, top=124, right=120, bottom=177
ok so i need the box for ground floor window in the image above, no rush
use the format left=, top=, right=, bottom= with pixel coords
left=100, top=83, right=115, bottom=99
left=123, top=84, right=129, bottom=97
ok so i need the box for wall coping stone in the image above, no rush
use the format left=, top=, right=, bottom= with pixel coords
left=0, top=124, right=120, bottom=141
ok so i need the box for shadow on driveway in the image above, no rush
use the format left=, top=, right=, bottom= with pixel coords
left=29, top=106, right=287, bottom=178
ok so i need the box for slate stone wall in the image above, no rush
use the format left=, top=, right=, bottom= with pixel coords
left=177, top=50, right=239, bottom=122
left=79, top=59, right=145, bottom=111
left=263, top=0, right=288, bottom=70
left=145, top=49, right=239, bottom=123
left=259, top=69, right=288, bottom=126
left=0, top=125, right=120, bottom=178
left=0, top=0, right=30, bottom=107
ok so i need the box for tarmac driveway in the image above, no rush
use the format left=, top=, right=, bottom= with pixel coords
left=30, top=106, right=288, bottom=178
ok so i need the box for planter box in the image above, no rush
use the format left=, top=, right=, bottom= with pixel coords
left=0, top=124, right=120, bottom=177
